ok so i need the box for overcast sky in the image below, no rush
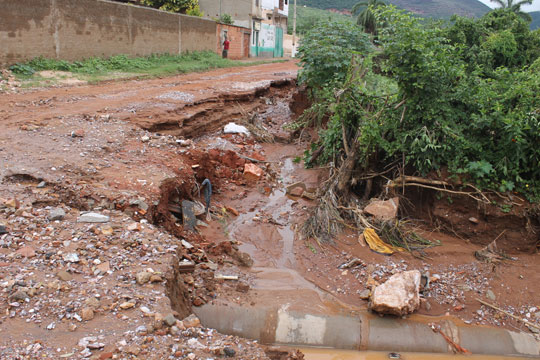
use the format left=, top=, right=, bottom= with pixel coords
left=476, top=0, right=540, bottom=12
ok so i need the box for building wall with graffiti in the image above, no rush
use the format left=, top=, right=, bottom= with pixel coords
left=250, top=23, right=283, bottom=58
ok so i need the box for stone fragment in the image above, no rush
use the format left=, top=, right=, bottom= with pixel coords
left=125, top=345, right=140, bottom=355
left=244, top=163, right=263, bottom=182
left=363, top=197, right=399, bottom=222
left=149, top=274, right=162, bottom=283
left=81, top=307, right=94, bottom=321
left=47, top=208, right=66, bottom=221
left=63, top=253, right=80, bottom=263
left=288, top=187, right=304, bottom=197
left=77, top=212, right=110, bottom=223
left=37, top=181, right=47, bottom=188
left=16, top=245, right=36, bottom=258
left=57, top=270, right=73, bottom=282
left=119, top=301, right=135, bottom=310
left=469, top=217, right=479, bottom=224
left=4, top=198, right=18, bottom=209
left=136, top=271, right=152, bottom=285
left=164, top=314, right=177, bottom=327
left=127, top=222, right=141, bottom=232
left=224, top=347, right=236, bottom=357
left=10, top=290, right=29, bottom=302
left=486, top=289, right=496, bottom=301
left=100, top=226, right=114, bottom=236
left=370, top=270, right=421, bottom=316
left=359, top=289, right=371, bottom=300
left=183, top=314, right=201, bottom=328
left=83, top=299, right=99, bottom=311
left=71, top=129, right=85, bottom=138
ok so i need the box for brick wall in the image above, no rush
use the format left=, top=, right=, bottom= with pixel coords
left=0, top=0, right=218, bottom=66
left=217, top=24, right=251, bottom=60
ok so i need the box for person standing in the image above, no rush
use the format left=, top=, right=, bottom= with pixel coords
left=222, top=36, right=230, bottom=58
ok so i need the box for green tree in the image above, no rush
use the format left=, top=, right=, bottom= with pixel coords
left=490, top=0, right=533, bottom=21
left=141, top=0, right=198, bottom=14
left=351, top=0, right=386, bottom=34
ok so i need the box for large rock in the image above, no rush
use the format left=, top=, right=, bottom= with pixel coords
left=370, top=270, right=421, bottom=316
left=363, top=197, right=399, bottom=222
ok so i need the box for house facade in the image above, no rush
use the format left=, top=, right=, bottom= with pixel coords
left=199, top=0, right=283, bottom=58
left=261, top=0, right=288, bottom=32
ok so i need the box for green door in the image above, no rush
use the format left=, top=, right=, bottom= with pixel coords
left=274, top=27, right=283, bottom=58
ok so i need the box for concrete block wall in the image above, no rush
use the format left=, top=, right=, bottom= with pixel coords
left=0, top=0, right=218, bottom=66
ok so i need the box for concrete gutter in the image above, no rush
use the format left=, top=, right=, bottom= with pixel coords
left=194, top=303, right=540, bottom=357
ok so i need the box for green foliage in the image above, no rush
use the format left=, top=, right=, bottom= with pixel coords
left=298, top=5, right=540, bottom=200
left=489, top=0, right=533, bottom=22
left=219, top=14, right=234, bottom=25
left=447, top=9, right=540, bottom=73
left=186, top=4, right=203, bottom=16
left=141, top=0, right=198, bottom=13
left=297, top=20, right=373, bottom=90
left=9, top=52, right=278, bottom=83
left=352, top=0, right=387, bottom=34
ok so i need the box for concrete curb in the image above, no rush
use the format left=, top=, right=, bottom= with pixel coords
left=194, top=303, right=540, bottom=357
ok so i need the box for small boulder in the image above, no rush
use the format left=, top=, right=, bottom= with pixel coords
left=183, top=314, right=201, bottom=328
left=244, top=163, right=263, bottom=182
left=370, top=270, right=421, bottom=316
left=164, top=313, right=177, bottom=327
left=47, top=208, right=66, bottom=221
left=136, top=271, right=152, bottom=285
left=81, top=307, right=94, bottom=321
left=363, top=197, right=399, bottom=222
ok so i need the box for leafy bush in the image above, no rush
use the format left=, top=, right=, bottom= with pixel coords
left=219, top=14, right=234, bottom=25
left=297, top=20, right=373, bottom=90
left=298, top=7, right=540, bottom=200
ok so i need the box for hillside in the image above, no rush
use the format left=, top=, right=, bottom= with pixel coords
left=531, top=11, right=540, bottom=30
left=296, top=0, right=490, bottom=19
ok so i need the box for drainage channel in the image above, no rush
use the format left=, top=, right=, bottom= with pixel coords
left=196, top=150, right=539, bottom=358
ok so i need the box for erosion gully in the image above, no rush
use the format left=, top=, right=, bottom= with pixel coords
left=192, top=90, right=538, bottom=357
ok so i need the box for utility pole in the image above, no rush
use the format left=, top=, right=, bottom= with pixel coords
left=292, top=0, right=296, bottom=57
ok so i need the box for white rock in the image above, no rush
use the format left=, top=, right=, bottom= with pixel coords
left=78, top=336, right=97, bottom=347
left=224, top=122, right=249, bottom=136
left=77, top=212, right=110, bottom=223
left=370, top=270, right=421, bottom=316
left=63, top=253, right=80, bottom=263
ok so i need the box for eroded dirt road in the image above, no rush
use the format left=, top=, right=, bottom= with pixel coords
left=0, top=60, right=539, bottom=359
